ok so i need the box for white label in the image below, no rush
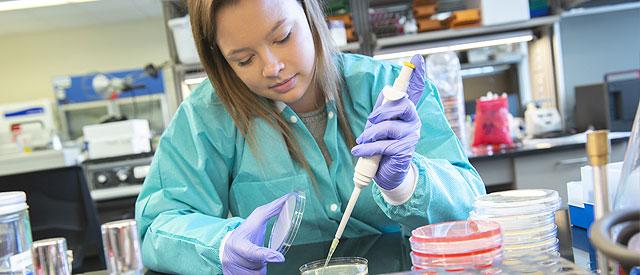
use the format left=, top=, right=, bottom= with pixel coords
left=9, top=250, right=32, bottom=271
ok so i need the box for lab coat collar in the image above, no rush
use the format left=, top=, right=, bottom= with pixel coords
left=275, top=96, right=332, bottom=114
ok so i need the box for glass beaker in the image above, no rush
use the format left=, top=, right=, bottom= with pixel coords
left=613, top=104, right=640, bottom=211
left=0, top=192, right=33, bottom=275
left=299, top=257, right=368, bottom=275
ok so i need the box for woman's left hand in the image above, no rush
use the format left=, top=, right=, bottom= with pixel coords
left=351, top=54, right=426, bottom=190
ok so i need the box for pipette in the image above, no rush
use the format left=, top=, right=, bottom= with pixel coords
left=324, top=61, right=416, bottom=268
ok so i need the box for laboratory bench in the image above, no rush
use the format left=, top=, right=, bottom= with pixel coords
left=468, top=132, right=630, bottom=204
left=82, top=210, right=598, bottom=274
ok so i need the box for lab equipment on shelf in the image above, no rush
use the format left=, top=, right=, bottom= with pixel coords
left=0, top=100, right=57, bottom=153
left=0, top=191, right=34, bottom=274
left=82, top=119, right=152, bottom=160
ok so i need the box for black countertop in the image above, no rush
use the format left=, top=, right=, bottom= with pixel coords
left=266, top=210, right=577, bottom=274
left=468, top=132, right=630, bottom=161
left=132, top=210, right=584, bottom=274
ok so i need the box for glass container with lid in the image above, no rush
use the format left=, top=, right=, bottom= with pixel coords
left=0, top=191, right=34, bottom=274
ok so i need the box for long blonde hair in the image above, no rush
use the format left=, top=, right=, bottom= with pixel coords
left=188, top=0, right=356, bottom=180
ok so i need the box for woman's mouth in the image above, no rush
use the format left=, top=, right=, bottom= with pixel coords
left=270, top=74, right=298, bottom=94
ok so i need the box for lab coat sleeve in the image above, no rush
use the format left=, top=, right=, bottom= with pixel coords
left=372, top=79, right=486, bottom=230
left=135, top=100, right=242, bottom=274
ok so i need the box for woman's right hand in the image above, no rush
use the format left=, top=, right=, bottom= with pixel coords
left=221, top=193, right=293, bottom=274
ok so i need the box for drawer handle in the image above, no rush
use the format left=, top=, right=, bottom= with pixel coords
left=556, top=157, right=588, bottom=166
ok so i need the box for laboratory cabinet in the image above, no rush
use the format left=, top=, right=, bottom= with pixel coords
left=513, top=141, right=627, bottom=206
left=470, top=138, right=628, bottom=206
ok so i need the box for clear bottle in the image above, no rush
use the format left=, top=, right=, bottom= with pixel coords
left=0, top=192, right=34, bottom=275
left=613, top=105, right=640, bottom=211
left=426, top=52, right=468, bottom=151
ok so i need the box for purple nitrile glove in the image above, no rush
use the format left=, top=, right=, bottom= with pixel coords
left=221, top=193, right=292, bottom=275
left=351, top=54, right=426, bottom=190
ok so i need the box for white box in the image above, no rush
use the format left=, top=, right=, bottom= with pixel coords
left=83, top=119, right=151, bottom=142
left=467, top=0, right=530, bottom=26
left=83, top=119, right=151, bottom=159
left=167, top=15, right=201, bottom=64
left=87, top=136, right=151, bottom=159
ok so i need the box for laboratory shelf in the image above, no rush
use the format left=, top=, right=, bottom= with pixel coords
left=375, top=15, right=559, bottom=50
left=460, top=55, right=524, bottom=70
left=339, top=42, right=361, bottom=52
left=461, top=64, right=511, bottom=79
left=176, top=63, right=204, bottom=73
left=57, top=94, right=165, bottom=111
left=561, top=1, right=640, bottom=18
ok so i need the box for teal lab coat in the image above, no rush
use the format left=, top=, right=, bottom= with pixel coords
left=135, top=53, right=485, bottom=274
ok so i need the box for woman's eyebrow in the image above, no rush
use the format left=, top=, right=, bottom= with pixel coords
left=226, top=19, right=287, bottom=58
left=268, top=19, right=286, bottom=38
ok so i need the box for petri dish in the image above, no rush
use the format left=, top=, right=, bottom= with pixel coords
left=410, top=220, right=502, bottom=254
left=502, top=223, right=557, bottom=245
left=410, top=247, right=503, bottom=270
left=299, top=257, right=368, bottom=275
left=268, top=190, right=305, bottom=255
left=473, top=189, right=561, bottom=216
left=504, top=238, right=560, bottom=257
left=469, top=210, right=556, bottom=231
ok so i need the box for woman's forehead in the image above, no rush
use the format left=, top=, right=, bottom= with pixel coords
left=215, top=0, right=301, bottom=49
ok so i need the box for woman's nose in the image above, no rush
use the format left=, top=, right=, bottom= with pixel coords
left=262, top=54, right=284, bottom=78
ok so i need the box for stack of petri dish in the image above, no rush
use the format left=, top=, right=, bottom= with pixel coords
left=409, top=220, right=503, bottom=271
left=469, top=189, right=562, bottom=258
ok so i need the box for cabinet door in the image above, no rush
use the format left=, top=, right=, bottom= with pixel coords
left=513, top=142, right=627, bottom=207
left=470, top=158, right=514, bottom=187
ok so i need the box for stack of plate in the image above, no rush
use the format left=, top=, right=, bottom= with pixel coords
left=409, top=220, right=503, bottom=271
left=470, top=189, right=562, bottom=257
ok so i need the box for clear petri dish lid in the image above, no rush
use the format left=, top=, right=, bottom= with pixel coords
left=268, top=190, right=305, bottom=256
left=503, top=237, right=559, bottom=257
left=504, top=243, right=560, bottom=258
left=469, top=210, right=556, bottom=231
left=473, top=189, right=561, bottom=216
left=503, top=223, right=557, bottom=245
left=411, top=220, right=502, bottom=243
left=410, top=234, right=502, bottom=255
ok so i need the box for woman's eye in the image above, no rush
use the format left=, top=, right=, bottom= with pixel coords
left=276, top=31, right=292, bottom=44
left=238, top=56, right=253, bottom=66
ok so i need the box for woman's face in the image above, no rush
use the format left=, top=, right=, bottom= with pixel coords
left=216, top=0, right=318, bottom=112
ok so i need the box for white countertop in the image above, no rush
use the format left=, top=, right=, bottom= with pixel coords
left=0, top=148, right=79, bottom=177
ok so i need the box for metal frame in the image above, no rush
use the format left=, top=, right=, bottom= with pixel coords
left=57, top=93, right=171, bottom=140
left=159, top=1, right=563, bottom=124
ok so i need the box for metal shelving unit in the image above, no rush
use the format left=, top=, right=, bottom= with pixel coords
left=160, top=0, right=627, bottom=116
left=375, top=15, right=559, bottom=51
left=561, top=1, right=640, bottom=18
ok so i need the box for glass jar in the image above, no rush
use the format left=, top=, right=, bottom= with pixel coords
left=299, top=257, right=368, bottom=275
left=0, top=192, right=33, bottom=275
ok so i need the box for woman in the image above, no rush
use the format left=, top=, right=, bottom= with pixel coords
left=135, top=0, right=485, bottom=274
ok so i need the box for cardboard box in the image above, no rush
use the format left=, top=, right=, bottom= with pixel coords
left=413, top=4, right=437, bottom=18
left=417, top=18, right=444, bottom=32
